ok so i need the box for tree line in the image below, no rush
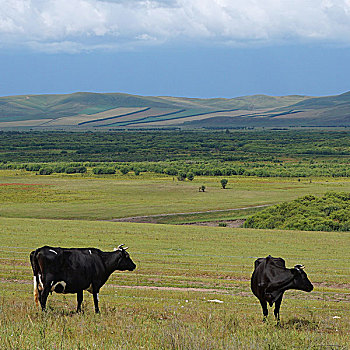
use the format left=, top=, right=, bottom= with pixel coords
left=1, top=130, right=350, bottom=163
left=1, top=130, right=350, bottom=178
left=2, top=159, right=350, bottom=178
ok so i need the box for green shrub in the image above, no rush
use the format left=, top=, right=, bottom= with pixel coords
left=220, top=179, right=228, bottom=189
left=245, top=192, right=350, bottom=232
left=25, top=164, right=41, bottom=171
left=92, top=167, right=116, bottom=175
left=53, top=165, right=66, bottom=173
left=39, top=167, right=53, bottom=175
left=120, top=167, right=129, bottom=175
left=187, top=172, right=194, bottom=181
left=65, top=166, right=87, bottom=174
left=164, top=168, right=178, bottom=176
left=177, top=171, right=186, bottom=181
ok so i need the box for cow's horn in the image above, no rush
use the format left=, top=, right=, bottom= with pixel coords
left=294, top=264, right=305, bottom=270
left=117, top=244, right=125, bottom=250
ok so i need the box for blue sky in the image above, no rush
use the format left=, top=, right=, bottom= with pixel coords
left=1, top=0, right=350, bottom=98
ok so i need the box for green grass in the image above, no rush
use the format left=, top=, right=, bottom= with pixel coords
left=0, top=217, right=349, bottom=349
left=2, top=170, right=350, bottom=221
left=154, top=207, right=264, bottom=225
left=0, top=171, right=349, bottom=348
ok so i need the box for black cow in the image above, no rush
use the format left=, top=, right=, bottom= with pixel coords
left=30, top=244, right=136, bottom=313
left=251, top=255, right=313, bottom=322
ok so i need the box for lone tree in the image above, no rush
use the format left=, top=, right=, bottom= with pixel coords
left=120, top=167, right=129, bottom=175
left=177, top=171, right=186, bottom=181
left=199, top=185, right=206, bottom=192
left=220, top=178, right=228, bottom=189
left=187, top=172, right=194, bottom=181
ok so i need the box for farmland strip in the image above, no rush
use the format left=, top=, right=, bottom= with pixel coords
left=78, top=107, right=151, bottom=125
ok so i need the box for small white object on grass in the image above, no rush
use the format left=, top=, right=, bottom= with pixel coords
left=207, top=299, right=224, bottom=303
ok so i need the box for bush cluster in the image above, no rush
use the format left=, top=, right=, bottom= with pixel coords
left=244, top=192, right=350, bottom=232
left=2, top=159, right=350, bottom=178
left=92, top=167, right=116, bottom=175
left=0, top=162, right=87, bottom=175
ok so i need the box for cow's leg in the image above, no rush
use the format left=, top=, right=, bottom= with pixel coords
left=37, top=288, right=43, bottom=305
left=40, top=284, right=52, bottom=311
left=259, top=299, right=268, bottom=321
left=92, top=291, right=100, bottom=314
left=39, top=274, right=55, bottom=311
left=274, top=295, right=283, bottom=324
left=34, top=273, right=44, bottom=307
left=76, top=290, right=84, bottom=313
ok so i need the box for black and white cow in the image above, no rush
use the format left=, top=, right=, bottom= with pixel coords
left=30, top=244, right=136, bottom=313
left=251, top=255, right=313, bottom=322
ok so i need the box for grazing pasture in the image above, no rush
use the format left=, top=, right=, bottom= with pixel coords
left=0, top=217, right=349, bottom=349
left=2, top=171, right=350, bottom=221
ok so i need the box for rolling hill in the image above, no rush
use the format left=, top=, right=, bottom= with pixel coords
left=1, top=91, right=350, bottom=129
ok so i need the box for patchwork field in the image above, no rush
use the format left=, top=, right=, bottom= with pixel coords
left=2, top=91, right=350, bottom=128
left=42, top=107, right=148, bottom=127
left=0, top=171, right=349, bottom=349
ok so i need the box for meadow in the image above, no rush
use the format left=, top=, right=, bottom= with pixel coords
left=0, top=218, right=349, bottom=349
left=0, top=170, right=349, bottom=349
left=2, top=170, right=350, bottom=221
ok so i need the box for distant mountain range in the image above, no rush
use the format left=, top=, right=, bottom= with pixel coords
left=1, top=91, right=350, bottom=129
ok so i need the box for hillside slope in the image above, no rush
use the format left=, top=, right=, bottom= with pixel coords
left=0, top=91, right=349, bottom=128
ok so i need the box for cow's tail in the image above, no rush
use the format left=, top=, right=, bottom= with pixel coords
left=30, top=250, right=40, bottom=307
left=33, top=276, right=39, bottom=306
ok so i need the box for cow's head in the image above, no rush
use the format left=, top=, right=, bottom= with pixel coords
left=113, top=244, right=136, bottom=271
left=291, top=264, right=313, bottom=292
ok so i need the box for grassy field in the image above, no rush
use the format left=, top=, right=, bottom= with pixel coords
left=2, top=170, right=350, bottom=221
left=0, top=171, right=349, bottom=349
left=0, top=217, right=349, bottom=349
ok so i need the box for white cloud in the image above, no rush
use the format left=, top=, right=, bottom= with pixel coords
left=1, top=0, right=350, bottom=52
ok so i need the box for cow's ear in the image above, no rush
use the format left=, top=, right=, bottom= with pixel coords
left=114, top=245, right=127, bottom=252
left=292, top=266, right=304, bottom=276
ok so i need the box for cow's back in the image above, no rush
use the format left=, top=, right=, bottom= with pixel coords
left=251, top=256, right=286, bottom=299
left=31, top=246, right=61, bottom=273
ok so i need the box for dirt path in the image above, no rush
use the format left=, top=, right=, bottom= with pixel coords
left=109, top=284, right=350, bottom=302
left=182, top=219, right=246, bottom=228
left=109, top=283, right=239, bottom=295
left=2, top=279, right=349, bottom=302
left=106, top=204, right=270, bottom=225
